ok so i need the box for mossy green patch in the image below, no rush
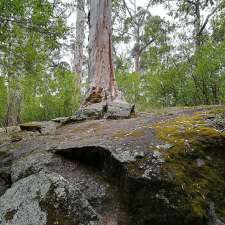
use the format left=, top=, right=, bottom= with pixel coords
left=154, top=109, right=225, bottom=222
left=113, top=128, right=147, bottom=139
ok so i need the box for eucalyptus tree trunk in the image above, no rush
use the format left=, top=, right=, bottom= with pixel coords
left=134, top=54, right=140, bottom=73
left=194, top=0, right=201, bottom=55
left=133, top=33, right=141, bottom=73
left=73, top=0, right=85, bottom=81
left=5, top=76, right=21, bottom=126
left=84, top=0, right=125, bottom=105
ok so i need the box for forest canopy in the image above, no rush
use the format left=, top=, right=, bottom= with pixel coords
left=0, top=0, right=224, bottom=125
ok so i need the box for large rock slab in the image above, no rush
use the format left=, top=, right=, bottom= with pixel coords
left=0, top=106, right=225, bottom=225
left=0, top=171, right=101, bottom=225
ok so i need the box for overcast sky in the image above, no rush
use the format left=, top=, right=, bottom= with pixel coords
left=65, top=0, right=168, bottom=26
left=137, top=0, right=167, bottom=17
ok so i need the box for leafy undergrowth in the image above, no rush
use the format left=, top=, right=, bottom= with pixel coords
left=154, top=107, right=225, bottom=222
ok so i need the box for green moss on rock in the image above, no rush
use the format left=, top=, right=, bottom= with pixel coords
left=154, top=109, right=225, bottom=222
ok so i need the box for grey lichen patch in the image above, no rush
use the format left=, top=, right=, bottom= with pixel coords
left=0, top=171, right=102, bottom=225
left=39, top=183, right=77, bottom=225
left=126, top=150, right=165, bottom=181
left=11, top=152, right=53, bottom=183
left=0, top=172, right=50, bottom=225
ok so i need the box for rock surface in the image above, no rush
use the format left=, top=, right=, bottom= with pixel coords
left=71, top=102, right=135, bottom=122
left=20, top=121, right=59, bottom=135
left=0, top=106, right=224, bottom=225
left=0, top=171, right=101, bottom=225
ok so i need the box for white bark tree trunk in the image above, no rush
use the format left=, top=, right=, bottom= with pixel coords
left=134, top=54, right=140, bottom=73
left=194, top=0, right=201, bottom=55
left=73, top=0, right=86, bottom=81
left=5, top=77, right=21, bottom=126
left=84, top=0, right=125, bottom=106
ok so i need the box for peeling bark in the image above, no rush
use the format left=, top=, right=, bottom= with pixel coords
left=84, top=0, right=126, bottom=106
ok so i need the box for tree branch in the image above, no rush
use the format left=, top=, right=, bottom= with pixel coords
left=185, top=0, right=197, bottom=6
left=0, top=16, right=64, bottom=36
left=139, top=38, right=156, bottom=54
left=198, top=2, right=223, bottom=35
left=138, top=0, right=152, bottom=25
left=122, top=0, right=134, bottom=20
left=113, top=28, right=136, bottom=37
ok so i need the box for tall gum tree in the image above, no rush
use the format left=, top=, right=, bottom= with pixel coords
left=84, top=0, right=126, bottom=106
left=120, top=0, right=167, bottom=73
left=73, top=0, right=86, bottom=80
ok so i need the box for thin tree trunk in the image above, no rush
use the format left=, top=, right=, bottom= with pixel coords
left=134, top=54, right=140, bottom=73
left=85, top=0, right=125, bottom=105
left=194, top=0, right=201, bottom=54
left=5, top=76, right=21, bottom=126
left=73, top=0, right=85, bottom=81
left=192, top=0, right=203, bottom=104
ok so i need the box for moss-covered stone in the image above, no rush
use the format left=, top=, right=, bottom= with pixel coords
left=154, top=108, right=225, bottom=223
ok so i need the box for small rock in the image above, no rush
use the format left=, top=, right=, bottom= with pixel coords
left=52, top=117, right=70, bottom=124
left=156, top=143, right=174, bottom=151
left=72, top=103, right=106, bottom=121
left=104, top=102, right=135, bottom=119
left=134, top=151, right=145, bottom=159
left=196, top=158, right=205, bottom=167
left=20, top=121, right=59, bottom=135
left=20, top=122, right=42, bottom=132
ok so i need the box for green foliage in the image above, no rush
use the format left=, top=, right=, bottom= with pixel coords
left=0, top=0, right=80, bottom=124
left=194, top=41, right=225, bottom=104
left=116, top=72, right=142, bottom=104
left=21, top=66, right=81, bottom=122
left=117, top=38, right=225, bottom=108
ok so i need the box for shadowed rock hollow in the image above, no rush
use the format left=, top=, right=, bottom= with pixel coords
left=0, top=106, right=225, bottom=225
